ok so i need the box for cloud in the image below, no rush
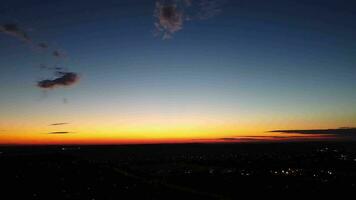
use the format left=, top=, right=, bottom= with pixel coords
left=37, top=72, right=79, bottom=89
left=53, top=50, right=66, bottom=58
left=217, top=137, right=262, bottom=142
left=154, top=2, right=184, bottom=39
left=49, top=123, right=69, bottom=126
left=215, top=136, right=300, bottom=141
left=0, top=23, right=31, bottom=42
left=0, top=23, right=79, bottom=92
left=38, top=42, right=49, bottom=49
left=154, top=0, right=225, bottom=39
left=39, top=64, right=65, bottom=71
left=48, top=131, right=72, bottom=134
left=269, top=127, right=356, bottom=140
left=193, top=137, right=266, bottom=142
left=194, top=133, right=345, bottom=142
left=269, top=127, right=356, bottom=135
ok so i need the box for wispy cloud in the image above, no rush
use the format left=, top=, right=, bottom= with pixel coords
left=154, top=2, right=184, bottom=39
left=39, top=64, right=65, bottom=71
left=38, top=42, right=49, bottom=49
left=269, top=127, right=356, bottom=135
left=37, top=72, right=79, bottom=89
left=48, top=131, right=73, bottom=134
left=0, top=23, right=31, bottom=42
left=217, top=137, right=262, bottom=141
left=53, top=50, right=66, bottom=58
left=194, top=133, right=345, bottom=142
left=154, top=0, right=225, bottom=39
left=49, top=123, right=69, bottom=126
left=269, top=127, right=356, bottom=140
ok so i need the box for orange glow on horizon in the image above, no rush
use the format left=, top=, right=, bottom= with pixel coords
left=0, top=114, right=351, bottom=145
left=0, top=129, right=337, bottom=146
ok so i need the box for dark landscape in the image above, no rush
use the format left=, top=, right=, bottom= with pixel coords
left=1, top=142, right=356, bottom=199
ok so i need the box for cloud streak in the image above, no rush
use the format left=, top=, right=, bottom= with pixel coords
left=269, top=127, right=356, bottom=140
left=194, top=133, right=346, bottom=143
left=38, top=42, right=49, bottom=49
left=0, top=23, right=31, bottom=42
left=195, top=128, right=356, bottom=142
left=53, top=50, right=66, bottom=58
left=37, top=72, right=79, bottom=89
left=48, top=131, right=72, bottom=134
left=49, top=123, right=69, bottom=126
left=269, top=127, right=356, bottom=135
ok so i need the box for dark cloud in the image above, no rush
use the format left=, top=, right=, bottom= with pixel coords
left=217, top=137, right=262, bottom=141
left=195, top=134, right=342, bottom=142
left=38, top=42, right=49, bottom=49
left=154, top=2, right=184, bottom=39
left=193, top=137, right=264, bottom=142
left=37, top=72, right=79, bottom=89
left=0, top=23, right=31, bottom=42
left=49, top=123, right=69, bottom=126
left=48, top=131, right=72, bottom=134
left=39, top=64, right=64, bottom=71
left=215, top=136, right=299, bottom=141
left=269, top=128, right=356, bottom=140
left=269, top=128, right=356, bottom=135
left=53, top=50, right=66, bottom=58
left=154, top=0, right=225, bottom=39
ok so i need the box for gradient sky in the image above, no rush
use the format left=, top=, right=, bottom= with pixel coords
left=1, top=0, right=356, bottom=144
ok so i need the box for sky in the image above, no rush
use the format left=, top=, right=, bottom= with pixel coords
left=0, top=0, right=356, bottom=145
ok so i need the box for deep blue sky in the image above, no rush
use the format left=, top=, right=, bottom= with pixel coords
left=1, top=0, right=356, bottom=143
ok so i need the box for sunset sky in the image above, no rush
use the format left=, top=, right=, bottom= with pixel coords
left=1, top=0, right=356, bottom=145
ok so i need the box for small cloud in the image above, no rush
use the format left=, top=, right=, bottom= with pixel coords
left=0, top=23, right=31, bottom=42
left=193, top=137, right=264, bottom=142
left=154, top=0, right=225, bottom=39
left=53, top=50, right=66, bottom=58
left=37, top=72, right=79, bottom=89
left=218, top=137, right=242, bottom=141
left=154, top=2, right=184, bottom=39
left=62, top=98, right=68, bottom=104
left=39, top=64, right=65, bottom=71
left=38, top=42, right=49, bottom=49
left=49, top=123, right=69, bottom=126
left=217, top=137, right=262, bottom=142
left=48, top=131, right=72, bottom=134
